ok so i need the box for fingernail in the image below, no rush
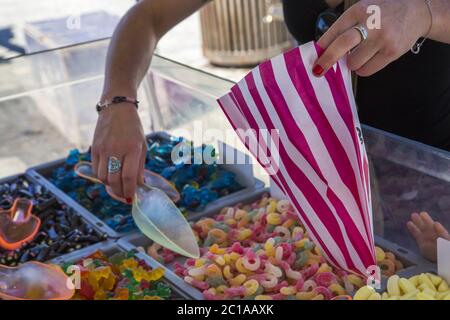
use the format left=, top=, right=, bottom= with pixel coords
left=126, top=197, right=132, bottom=204
left=313, top=64, right=324, bottom=76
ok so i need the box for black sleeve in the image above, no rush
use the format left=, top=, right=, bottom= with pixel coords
left=282, top=0, right=330, bottom=43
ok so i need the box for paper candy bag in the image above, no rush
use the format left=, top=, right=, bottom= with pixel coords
left=218, top=41, right=375, bottom=276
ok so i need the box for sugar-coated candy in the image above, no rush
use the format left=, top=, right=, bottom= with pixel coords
left=374, top=246, right=404, bottom=276
left=146, top=195, right=407, bottom=300
left=354, top=273, right=450, bottom=300
left=51, top=135, right=243, bottom=231
left=63, top=250, right=173, bottom=300
left=159, top=195, right=375, bottom=300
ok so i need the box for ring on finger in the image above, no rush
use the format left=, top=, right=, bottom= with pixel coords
left=108, top=156, right=122, bottom=174
left=353, top=24, right=368, bottom=43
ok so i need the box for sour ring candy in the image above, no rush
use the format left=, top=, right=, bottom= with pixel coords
left=243, top=279, right=260, bottom=296
left=261, top=274, right=278, bottom=289
left=208, top=228, right=227, bottom=243
left=242, top=255, right=261, bottom=271
left=276, top=200, right=291, bottom=213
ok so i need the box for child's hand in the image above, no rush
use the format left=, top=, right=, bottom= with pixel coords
left=407, top=211, right=450, bottom=262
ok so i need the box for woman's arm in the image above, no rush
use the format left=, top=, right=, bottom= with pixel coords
left=93, top=0, right=210, bottom=202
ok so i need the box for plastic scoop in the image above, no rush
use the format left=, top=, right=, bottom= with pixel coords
left=74, top=161, right=180, bottom=203
left=75, top=161, right=199, bottom=259
left=0, top=262, right=74, bottom=300
left=0, top=198, right=41, bottom=250
left=132, top=184, right=199, bottom=259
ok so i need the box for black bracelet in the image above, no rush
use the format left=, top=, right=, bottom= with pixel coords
left=96, top=96, right=139, bottom=113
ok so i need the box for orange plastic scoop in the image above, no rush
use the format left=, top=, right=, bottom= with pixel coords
left=0, top=262, right=74, bottom=300
left=74, top=161, right=180, bottom=203
left=0, top=198, right=41, bottom=250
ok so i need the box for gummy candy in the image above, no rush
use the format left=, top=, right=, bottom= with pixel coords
left=354, top=273, right=450, bottom=300
left=51, top=134, right=243, bottom=232
left=64, top=250, right=172, bottom=300
left=148, top=195, right=406, bottom=300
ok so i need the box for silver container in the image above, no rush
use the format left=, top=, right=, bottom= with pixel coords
left=200, top=0, right=294, bottom=66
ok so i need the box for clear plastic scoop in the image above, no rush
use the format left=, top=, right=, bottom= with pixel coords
left=74, top=161, right=180, bottom=203
left=74, top=161, right=199, bottom=259
left=132, top=184, right=199, bottom=259
left=0, top=198, right=41, bottom=250
left=0, top=262, right=74, bottom=300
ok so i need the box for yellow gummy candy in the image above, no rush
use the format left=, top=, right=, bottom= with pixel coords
left=400, top=289, right=419, bottom=300
left=418, top=283, right=435, bottom=292
left=368, top=292, right=381, bottom=300
left=436, top=291, right=450, bottom=299
left=295, top=238, right=309, bottom=249
left=235, top=258, right=250, bottom=274
left=214, top=256, right=226, bottom=266
left=265, top=238, right=275, bottom=257
left=296, top=291, right=317, bottom=300
left=354, top=286, right=376, bottom=300
left=421, top=288, right=437, bottom=298
left=243, top=279, right=259, bottom=296
left=409, top=275, right=419, bottom=287
left=347, top=274, right=364, bottom=288
left=317, top=263, right=332, bottom=273
left=282, top=219, right=295, bottom=229
left=438, top=280, right=450, bottom=292
left=267, top=213, right=282, bottom=225
left=267, top=201, right=277, bottom=213
left=381, top=292, right=389, bottom=300
left=223, top=266, right=233, bottom=280
left=216, top=285, right=228, bottom=295
left=398, top=278, right=416, bottom=294
left=443, top=293, right=450, bottom=300
left=375, top=247, right=386, bottom=262
left=195, top=259, right=206, bottom=267
left=280, top=286, right=297, bottom=296
left=255, top=295, right=273, bottom=300
left=416, top=292, right=436, bottom=300
left=230, top=274, right=247, bottom=287
left=229, top=252, right=241, bottom=261
left=209, top=244, right=226, bottom=255
left=387, top=275, right=401, bottom=296
left=329, top=283, right=346, bottom=296
left=427, top=273, right=443, bottom=287
left=236, top=228, right=252, bottom=241
left=419, top=273, right=435, bottom=289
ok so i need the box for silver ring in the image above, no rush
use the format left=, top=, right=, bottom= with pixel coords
left=353, top=25, right=368, bottom=42
left=108, top=156, right=122, bottom=174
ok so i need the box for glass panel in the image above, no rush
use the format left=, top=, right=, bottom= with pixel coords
left=0, top=0, right=135, bottom=59
left=1, top=38, right=450, bottom=260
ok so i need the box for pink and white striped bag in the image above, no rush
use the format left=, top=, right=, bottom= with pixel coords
left=218, top=41, right=375, bottom=276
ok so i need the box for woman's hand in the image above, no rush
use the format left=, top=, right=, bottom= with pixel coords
left=313, top=0, right=432, bottom=77
left=91, top=104, right=147, bottom=203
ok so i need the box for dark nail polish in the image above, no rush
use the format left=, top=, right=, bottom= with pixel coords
left=126, top=197, right=132, bottom=204
left=313, top=64, right=324, bottom=76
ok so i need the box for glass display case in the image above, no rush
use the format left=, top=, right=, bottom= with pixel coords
left=1, top=39, right=449, bottom=261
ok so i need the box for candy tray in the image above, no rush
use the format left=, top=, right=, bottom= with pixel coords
left=50, top=239, right=190, bottom=300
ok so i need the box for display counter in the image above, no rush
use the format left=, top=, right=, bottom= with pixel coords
left=1, top=40, right=449, bottom=300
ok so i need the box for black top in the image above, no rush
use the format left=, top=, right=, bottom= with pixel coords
left=282, top=0, right=450, bottom=151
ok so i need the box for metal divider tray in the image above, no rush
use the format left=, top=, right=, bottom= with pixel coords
left=48, top=239, right=190, bottom=300
left=118, top=188, right=436, bottom=299
left=0, top=173, right=112, bottom=262
left=26, top=131, right=265, bottom=238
